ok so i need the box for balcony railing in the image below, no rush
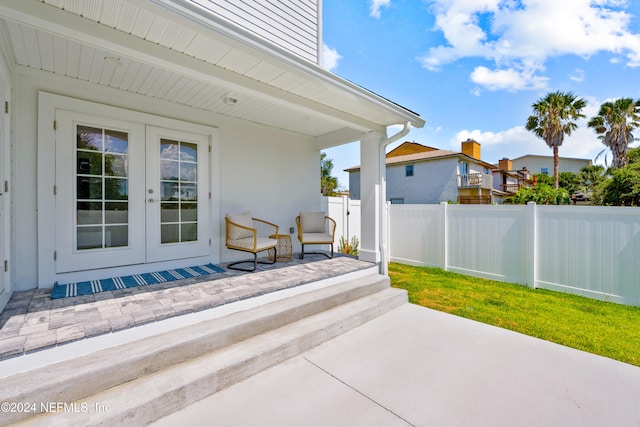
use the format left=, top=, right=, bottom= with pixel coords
left=501, top=183, right=520, bottom=193
left=458, top=173, right=493, bottom=189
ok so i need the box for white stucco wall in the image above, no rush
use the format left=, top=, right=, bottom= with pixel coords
left=511, top=156, right=591, bottom=174
left=13, top=68, right=320, bottom=290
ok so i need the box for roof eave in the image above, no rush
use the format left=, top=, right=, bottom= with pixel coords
left=151, top=0, right=425, bottom=130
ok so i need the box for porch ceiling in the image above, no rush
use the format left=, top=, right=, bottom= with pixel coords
left=0, top=0, right=424, bottom=147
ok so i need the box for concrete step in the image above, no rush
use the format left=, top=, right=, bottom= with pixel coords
left=2, top=273, right=407, bottom=426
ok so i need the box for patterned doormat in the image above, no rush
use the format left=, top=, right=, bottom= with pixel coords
left=51, top=263, right=225, bottom=299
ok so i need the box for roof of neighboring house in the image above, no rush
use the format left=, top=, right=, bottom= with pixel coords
left=345, top=141, right=496, bottom=172
left=386, top=141, right=440, bottom=157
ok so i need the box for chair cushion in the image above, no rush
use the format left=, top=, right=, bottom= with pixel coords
left=228, top=236, right=277, bottom=251
left=227, top=212, right=253, bottom=239
left=299, top=211, right=326, bottom=233
left=300, top=232, right=333, bottom=244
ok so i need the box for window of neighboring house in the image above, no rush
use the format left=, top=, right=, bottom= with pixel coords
left=405, top=165, right=414, bottom=177
left=460, top=162, right=469, bottom=175
left=541, top=167, right=549, bottom=175
left=390, top=198, right=404, bottom=204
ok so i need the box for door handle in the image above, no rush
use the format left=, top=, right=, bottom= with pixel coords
left=148, top=198, right=155, bottom=203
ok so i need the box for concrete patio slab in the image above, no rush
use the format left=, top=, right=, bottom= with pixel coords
left=153, top=303, right=640, bottom=427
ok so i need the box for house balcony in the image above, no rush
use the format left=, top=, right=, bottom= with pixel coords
left=501, top=183, right=520, bottom=193
left=458, top=173, right=493, bottom=189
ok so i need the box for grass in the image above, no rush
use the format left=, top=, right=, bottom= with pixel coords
left=389, top=262, right=640, bottom=367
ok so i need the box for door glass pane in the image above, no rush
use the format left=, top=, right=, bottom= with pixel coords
left=180, top=142, right=197, bottom=162
left=77, top=226, right=103, bottom=250
left=105, top=202, right=128, bottom=224
left=161, top=203, right=179, bottom=222
left=106, top=154, right=127, bottom=177
left=161, top=224, right=180, bottom=244
left=77, top=202, right=102, bottom=225
left=76, top=125, right=129, bottom=250
left=159, top=138, right=198, bottom=244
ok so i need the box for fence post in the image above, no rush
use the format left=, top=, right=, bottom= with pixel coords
left=440, top=201, right=448, bottom=271
left=527, top=202, right=537, bottom=288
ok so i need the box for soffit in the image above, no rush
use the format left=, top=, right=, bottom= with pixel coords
left=0, top=0, right=424, bottom=143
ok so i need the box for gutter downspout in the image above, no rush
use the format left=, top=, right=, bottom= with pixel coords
left=379, top=122, right=411, bottom=275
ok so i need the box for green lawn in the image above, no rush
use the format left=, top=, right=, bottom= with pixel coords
left=389, top=262, right=640, bottom=367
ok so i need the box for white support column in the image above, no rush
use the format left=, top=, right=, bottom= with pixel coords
left=359, top=131, right=385, bottom=265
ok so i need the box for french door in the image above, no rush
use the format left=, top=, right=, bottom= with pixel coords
left=55, top=111, right=209, bottom=273
left=145, top=126, right=210, bottom=263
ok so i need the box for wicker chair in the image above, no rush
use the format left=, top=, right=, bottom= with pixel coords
left=295, top=212, right=336, bottom=259
left=225, top=212, right=279, bottom=271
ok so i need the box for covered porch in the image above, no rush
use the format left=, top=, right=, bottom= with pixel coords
left=0, top=0, right=425, bottom=312
left=0, top=254, right=375, bottom=360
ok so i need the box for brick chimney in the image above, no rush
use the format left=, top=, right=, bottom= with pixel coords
left=498, top=157, right=512, bottom=171
left=461, top=138, right=481, bottom=160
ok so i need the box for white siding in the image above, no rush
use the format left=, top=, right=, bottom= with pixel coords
left=387, top=158, right=459, bottom=204
left=191, top=0, right=320, bottom=63
left=349, top=158, right=460, bottom=204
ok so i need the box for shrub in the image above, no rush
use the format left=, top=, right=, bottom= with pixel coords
left=337, top=236, right=359, bottom=256
left=504, top=184, right=571, bottom=205
left=592, top=162, right=640, bottom=206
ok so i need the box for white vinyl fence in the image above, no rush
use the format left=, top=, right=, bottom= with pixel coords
left=326, top=197, right=640, bottom=306
left=323, top=196, right=361, bottom=250
left=390, top=203, right=640, bottom=306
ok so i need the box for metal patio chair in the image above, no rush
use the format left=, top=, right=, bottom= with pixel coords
left=295, top=211, right=336, bottom=259
left=225, top=212, right=278, bottom=271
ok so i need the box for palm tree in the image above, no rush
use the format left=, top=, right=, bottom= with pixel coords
left=587, top=98, right=640, bottom=169
left=526, top=91, right=587, bottom=189
left=320, top=152, right=338, bottom=196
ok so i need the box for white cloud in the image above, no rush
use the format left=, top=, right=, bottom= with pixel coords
left=470, top=66, right=548, bottom=91
left=370, top=0, right=391, bottom=19
left=321, top=44, right=342, bottom=72
left=569, top=68, right=586, bottom=82
left=419, top=0, right=640, bottom=91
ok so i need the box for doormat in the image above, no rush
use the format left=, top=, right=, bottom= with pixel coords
left=51, top=263, right=225, bottom=299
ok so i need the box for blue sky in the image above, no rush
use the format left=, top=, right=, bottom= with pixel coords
left=320, top=0, right=640, bottom=189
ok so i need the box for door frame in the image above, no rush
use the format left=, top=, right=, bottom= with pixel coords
left=0, top=54, right=10, bottom=303
left=37, top=92, right=220, bottom=288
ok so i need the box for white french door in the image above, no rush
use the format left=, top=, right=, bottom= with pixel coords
left=55, top=113, right=210, bottom=273
left=145, top=126, right=210, bottom=263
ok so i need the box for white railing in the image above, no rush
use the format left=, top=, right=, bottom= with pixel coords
left=458, top=173, right=493, bottom=189
left=325, top=196, right=640, bottom=306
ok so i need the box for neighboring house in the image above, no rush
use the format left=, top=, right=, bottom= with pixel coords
left=346, top=140, right=497, bottom=204
left=0, top=1, right=424, bottom=312
left=492, top=158, right=534, bottom=196
left=509, top=155, right=592, bottom=175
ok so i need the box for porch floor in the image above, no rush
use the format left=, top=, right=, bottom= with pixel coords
left=0, top=254, right=374, bottom=361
